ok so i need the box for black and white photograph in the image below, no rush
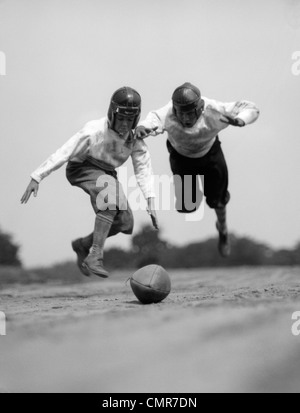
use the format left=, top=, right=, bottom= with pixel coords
left=0, top=0, right=300, bottom=395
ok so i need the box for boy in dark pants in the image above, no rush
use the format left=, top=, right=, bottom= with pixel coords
left=136, top=83, right=259, bottom=257
left=21, top=87, right=158, bottom=277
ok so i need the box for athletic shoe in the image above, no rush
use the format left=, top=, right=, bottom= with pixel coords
left=83, top=253, right=110, bottom=278
left=72, top=239, right=90, bottom=277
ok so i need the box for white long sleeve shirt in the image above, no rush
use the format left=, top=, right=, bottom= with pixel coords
left=31, top=118, right=155, bottom=200
left=139, top=97, right=260, bottom=158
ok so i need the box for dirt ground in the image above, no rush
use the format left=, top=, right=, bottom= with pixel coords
left=0, top=267, right=300, bottom=393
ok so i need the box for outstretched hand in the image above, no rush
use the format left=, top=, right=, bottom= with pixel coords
left=135, top=126, right=158, bottom=139
left=21, top=179, right=39, bottom=204
left=220, top=115, right=245, bottom=127
left=147, top=198, right=159, bottom=230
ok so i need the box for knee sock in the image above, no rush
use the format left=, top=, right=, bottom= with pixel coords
left=81, top=210, right=117, bottom=253
left=215, top=207, right=227, bottom=234
left=91, top=210, right=117, bottom=257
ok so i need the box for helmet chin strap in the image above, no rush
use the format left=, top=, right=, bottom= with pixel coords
left=117, top=129, right=131, bottom=140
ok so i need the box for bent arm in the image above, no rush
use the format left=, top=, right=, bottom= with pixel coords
left=218, top=100, right=260, bottom=125
left=131, top=140, right=159, bottom=229
left=31, top=126, right=91, bottom=183
left=138, top=101, right=172, bottom=136
left=131, top=140, right=156, bottom=200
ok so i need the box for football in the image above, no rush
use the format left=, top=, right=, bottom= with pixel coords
left=130, top=265, right=171, bottom=304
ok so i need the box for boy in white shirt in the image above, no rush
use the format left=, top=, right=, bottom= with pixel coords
left=136, top=83, right=259, bottom=257
left=21, top=87, right=158, bottom=278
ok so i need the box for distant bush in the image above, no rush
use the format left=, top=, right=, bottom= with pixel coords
left=105, top=225, right=300, bottom=270
left=105, top=248, right=135, bottom=270
left=0, top=262, right=88, bottom=286
left=132, top=225, right=168, bottom=268
left=0, top=228, right=22, bottom=267
left=0, top=266, right=39, bottom=286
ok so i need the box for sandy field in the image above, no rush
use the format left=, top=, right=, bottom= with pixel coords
left=0, top=267, right=300, bottom=393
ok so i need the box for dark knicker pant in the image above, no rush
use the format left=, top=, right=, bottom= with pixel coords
left=66, top=158, right=134, bottom=236
left=167, top=137, right=230, bottom=213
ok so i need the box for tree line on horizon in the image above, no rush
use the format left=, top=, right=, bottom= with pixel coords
left=0, top=225, right=300, bottom=270
left=105, top=225, right=300, bottom=269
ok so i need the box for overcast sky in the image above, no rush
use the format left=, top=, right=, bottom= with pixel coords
left=0, top=0, right=300, bottom=267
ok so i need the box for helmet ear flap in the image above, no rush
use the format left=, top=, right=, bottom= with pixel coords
left=107, top=105, right=114, bottom=128
left=132, top=110, right=141, bottom=130
left=173, top=98, right=204, bottom=121
left=196, top=99, right=205, bottom=118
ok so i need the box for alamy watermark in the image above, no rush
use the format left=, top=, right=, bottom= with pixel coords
left=0, top=312, right=6, bottom=336
left=0, top=51, right=6, bottom=76
left=95, top=168, right=205, bottom=222
left=292, top=312, right=300, bottom=337
left=292, top=51, right=300, bottom=76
